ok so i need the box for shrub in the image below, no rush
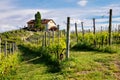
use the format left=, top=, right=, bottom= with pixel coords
left=72, top=41, right=94, bottom=51
left=0, top=52, right=21, bottom=79
left=72, top=41, right=118, bottom=53
left=100, top=46, right=117, bottom=53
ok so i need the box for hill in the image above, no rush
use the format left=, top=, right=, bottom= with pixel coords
left=0, top=29, right=120, bottom=80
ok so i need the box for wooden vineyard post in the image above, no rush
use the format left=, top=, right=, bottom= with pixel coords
left=59, top=30, right=61, bottom=37
left=108, top=9, right=112, bottom=46
left=57, top=25, right=60, bottom=59
left=93, top=18, right=96, bottom=46
left=115, top=24, right=117, bottom=32
left=45, top=31, right=47, bottom=47
left=66, top=17, right=70, bottom=59
left=81, top=22, right=84, bottom=40
left=9, top=43, right=12, bottom=54
left=57, top=25, right=60, bottom=44
left=63, top=29, right=66, bottom=37
left=101, top=36, right=104, bottom=48
left=52, top=30, right=54, bottom=44
left=12, top=42, right=15, bottom=54
left=42, top=32, right=45, bottom=47
left=48, top=31, right=51, bottom=45
left=118, top=25, right=120, bottom=42
left=105, top=36, right=108, bottom=45
left=75, top=23, right=78, bottom=43
left=0, top=38, right=1, bottom=53
left=4, top=41, right=7, bottom=56
left=88, top=29, right=90, bottom=33
left=101, top=26, right=103, bottom=33
left=15, top=42, right=17, bottom=51
left=101, top=26, right=103, bottom=47
left=118, top=25, right=120, bottom=33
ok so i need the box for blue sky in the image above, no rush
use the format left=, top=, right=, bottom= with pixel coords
left=0, top=0, right=120, bottom=32
left=16, top=0, right=119, bottom=9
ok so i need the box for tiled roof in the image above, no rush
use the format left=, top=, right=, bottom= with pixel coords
left=27, top=20, right=35, bottom=24
left=27, top=19, right=53, bottom=24
left=41, top=19, right=51, bottom=24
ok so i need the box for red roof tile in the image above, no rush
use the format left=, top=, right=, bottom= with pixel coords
left=27, top=19, right=53, bottom=24
left=27, top=20, right=35, bottom=24
left=41, top=19, right=51, bottom=24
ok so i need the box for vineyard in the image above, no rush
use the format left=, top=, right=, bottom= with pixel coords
left=0, top=10, right=120, bottom=80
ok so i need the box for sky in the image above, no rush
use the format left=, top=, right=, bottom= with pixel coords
left=0, top=0, right=120, bottom=32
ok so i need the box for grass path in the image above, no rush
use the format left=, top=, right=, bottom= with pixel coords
left=9, top=44, right=120, bottom=80
left=10, top=44, right=65, bottom=80
left=10, top=55, right=65, bottom=80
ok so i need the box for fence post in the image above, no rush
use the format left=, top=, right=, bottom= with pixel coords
left=57, top=25, right=60, bottom=44
left=118, top=25, right=120, bottom=41
left=93, top=18, right=96, bottom=46
left=57, top=25, right=60, bottom=59
left=63, top=29, right=66, bottom=37
left=88, top=29, right=90, bottom=33
left=101, top=36, right=104, bottom=48
left=42, top=32, right=45, bottom=47
left=9, top=43, right=12, bottom=54
left=0, top=38, right=1, bottom=53
left=48, top=31, right=51, bottom=45
left=108, top=9, right=112, bottom=46
left=14, top=42, right=17, bottom=51
left=101, top=26, right=103, bottom=32
left=75, top=23, right=78, bottom=43
left=45, top=31, right=47, bottom=47
left=118, top=25, right=120, bottom=33
left=66, top=17, right=70, bottom=59
left=12, top=42, right=15, bottom=54
left=81, top=22, right=84, bottom=40
left=59, top=30, right=61, bottom=37
left=4, top=41, right=7, bottom=56
left=52, top=30, right=54, bottom=44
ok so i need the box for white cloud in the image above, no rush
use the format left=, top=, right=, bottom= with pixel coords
left=0, top=0, right=16, bottom=11
left=77, top=0, right=88, bottom=7
left=0, top=24, right=19, bottom=32
left=113, top=17, right=120, bottom=22
left=96, top=18, right=108, bottom=23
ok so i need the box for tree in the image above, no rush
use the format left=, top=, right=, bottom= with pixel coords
left=35, top=11, right=41, bottom=29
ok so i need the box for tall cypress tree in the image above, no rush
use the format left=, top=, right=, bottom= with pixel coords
left=35, top=12, right=41, bottom=28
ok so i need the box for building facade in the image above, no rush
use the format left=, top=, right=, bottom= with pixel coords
left=27, top=19, right=57, bottom=31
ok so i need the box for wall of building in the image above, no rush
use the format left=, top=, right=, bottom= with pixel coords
left=28, top=24, right=34, bottom=28
left=47, top=20, right=56, bottom=29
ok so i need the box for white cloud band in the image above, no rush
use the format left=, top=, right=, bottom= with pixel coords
left=77, top=0, right=88, bottom=7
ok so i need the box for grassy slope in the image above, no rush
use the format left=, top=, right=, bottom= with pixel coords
left=67, top=51, right=120, bottom=80
left=1, top=30, right=120, bottom=80
left=10, top=50, right=120, bottom=80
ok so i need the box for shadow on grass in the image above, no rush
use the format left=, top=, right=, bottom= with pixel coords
left=18, top=45, right=61, bottom=73
left=71, top=44, right=117, bottom=54
left=18, top=45, right=39, bottom=61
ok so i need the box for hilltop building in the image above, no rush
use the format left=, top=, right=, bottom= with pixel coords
left=27, top=19, right=57, bottom=31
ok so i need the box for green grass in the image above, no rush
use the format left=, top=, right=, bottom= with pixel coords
left=8, top=49, right=120, bottom=80
left=0, top=52, right=21, bottom=79
left=10, top=62, right=65, bottom=80
left=1, top=30, right=120, bottom=80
